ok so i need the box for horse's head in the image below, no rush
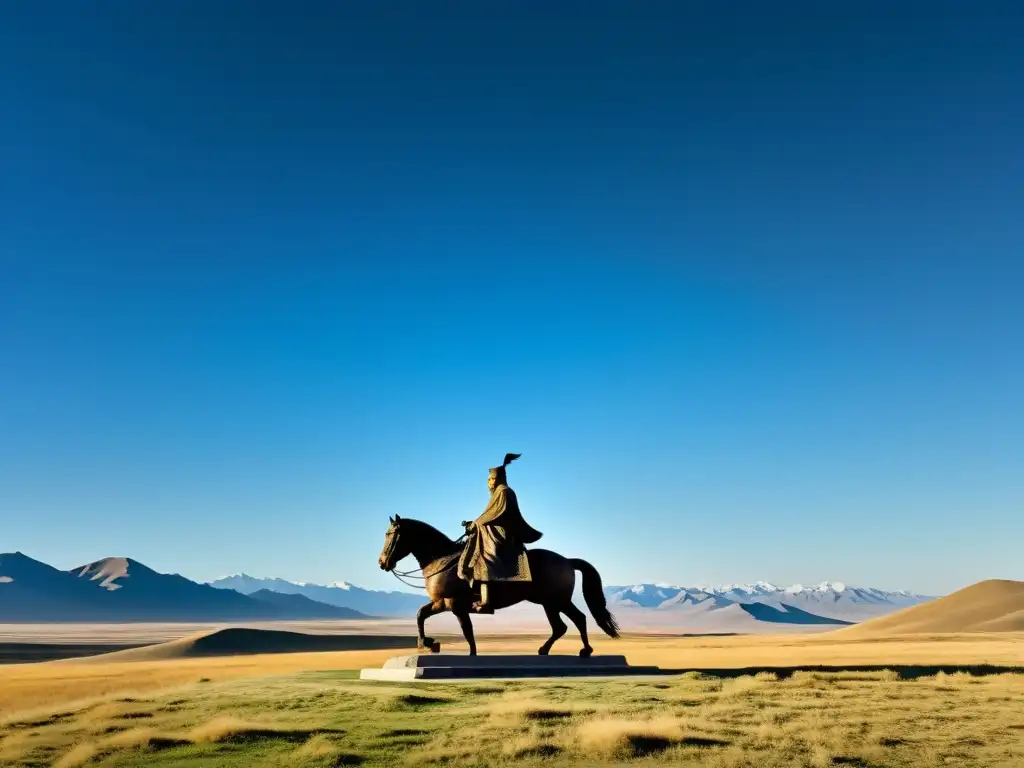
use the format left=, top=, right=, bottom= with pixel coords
left=378, top=514, right=412, bottom=572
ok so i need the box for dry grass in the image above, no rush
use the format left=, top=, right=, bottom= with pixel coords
left=290, top=733, right=342, bottom=762
left=52, top=742, right=97, bottom=768
left=1, top=630, right=1022, bottom=721
left=0, top=649, right=400, bottom=719
left=0, top=631, right=1023, bottom=766
left=189, top=715, right=271, bottom=743
left=0, top=670, right=1021, bottom=766
left=100, top=726, right=169, bottom=749
left=575, top=715, right=688, bottom=757
left=481, top=688, right=598, bottom=728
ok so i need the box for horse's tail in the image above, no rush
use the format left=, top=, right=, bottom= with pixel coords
left=569, top=558, right=620, bottom=639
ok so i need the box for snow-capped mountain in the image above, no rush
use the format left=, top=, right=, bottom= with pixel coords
left=604, top=581, right=934, bottom=621
left=208, top=573, right=934, bottom=622
left=208, top=574, right=425, bottom=617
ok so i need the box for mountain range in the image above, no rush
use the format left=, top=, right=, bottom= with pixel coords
left=1, top=551, right=936, bottom=628
left=209, top=573, right=426, bottom=616
left=0, top=553, right=370, bottom=622
left=208, top=574, right=935, bottom=624
left=603, top=581, right=934, bottom=622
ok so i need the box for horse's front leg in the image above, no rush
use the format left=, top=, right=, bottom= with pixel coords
left=416, top=600, right=445, bottom=654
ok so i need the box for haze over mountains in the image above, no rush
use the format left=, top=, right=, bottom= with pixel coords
left=0, top=553, right=369, bottom=622
left=207, top=574, right=935, bottom=627
left=2, top=551, right=940, bottom=629
left=209, top=573, right=425, bottom=617
left=603, top=581, right=933, bottom=622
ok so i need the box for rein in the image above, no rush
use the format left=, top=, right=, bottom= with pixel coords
left=389, top=533, right=467, bottom=590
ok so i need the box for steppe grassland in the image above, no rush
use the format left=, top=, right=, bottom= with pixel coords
left=1, top=632, right=1023, bottom=767
left=2, top=631, right=1024, bottom=717
left=2, top=668, right=1023, bottom=767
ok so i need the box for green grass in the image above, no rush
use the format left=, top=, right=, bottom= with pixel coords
left=2, top=670, right=1023, bottom=767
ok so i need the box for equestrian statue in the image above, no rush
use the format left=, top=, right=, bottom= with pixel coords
left=377, top=453, right=619, bottom=656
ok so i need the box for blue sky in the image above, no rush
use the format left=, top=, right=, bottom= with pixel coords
left=2, top=2, right=1021, bottom=596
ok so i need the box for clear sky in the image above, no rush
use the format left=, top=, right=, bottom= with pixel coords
left=2, top=2, right=1021, bottom=596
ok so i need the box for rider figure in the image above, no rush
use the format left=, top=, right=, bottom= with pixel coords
left=457, top=453, right=542, bottom=613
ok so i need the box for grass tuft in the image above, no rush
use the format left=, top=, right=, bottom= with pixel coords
left=287, top=733, right=363, bottom=765
left=187, top=715, right=342, bottom=744
left=575, top=716, right=686, bottom=757
left=100, top=726, right=191, bottom=751
left=382, top=693, right=451, bottom=711
left=53, top=742, right=98, bottom=768
left=523, top=707, right=576, bottom=721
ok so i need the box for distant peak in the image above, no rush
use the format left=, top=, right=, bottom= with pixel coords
left=73, top=557, right=133, bottom=591
left=0, top=552, right=56, bottom=577
left=292, top=580, right=359, bottom=590
left=817, top=580, right=847, bottom=592
left=211, top=573, right=267, bottom=583
left=1, top=551, right=33, bottom=560
left=784, top=581, right=849, bottom=594
left=87, top=556, right=129, bottom=566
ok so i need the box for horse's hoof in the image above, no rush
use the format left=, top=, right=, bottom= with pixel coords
left=430, top=641, right=441, bottom=654
left=537, top=646, right=550, bottom=656
left=579, top=647, right=593, bottom=658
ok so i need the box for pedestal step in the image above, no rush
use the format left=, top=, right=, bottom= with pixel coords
left=360, top=653, right=662, bottom=680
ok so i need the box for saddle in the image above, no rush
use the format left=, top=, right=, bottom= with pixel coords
left=418, top=546, right=483, bottom=598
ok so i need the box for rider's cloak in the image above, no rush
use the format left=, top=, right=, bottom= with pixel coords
left=457, top=483, right=541, bottom=584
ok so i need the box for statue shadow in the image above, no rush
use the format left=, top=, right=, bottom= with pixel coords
left=660, top=663, right=1023, bottom=680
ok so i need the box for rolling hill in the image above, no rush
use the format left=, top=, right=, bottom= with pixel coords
left=833, top=579, right=1024, bottom=637
left=739, top=602, right=853, bottom=625
left=68, top=628, right=417, bottom=663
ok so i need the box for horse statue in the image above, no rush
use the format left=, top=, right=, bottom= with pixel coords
left=377, top=514, right=620, bottom=656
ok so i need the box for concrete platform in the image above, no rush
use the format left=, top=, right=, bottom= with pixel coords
left=359, top=653, right=662, bottom=680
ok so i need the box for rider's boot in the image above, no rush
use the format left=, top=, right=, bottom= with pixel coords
left=471, top=582, right=494, bottom=614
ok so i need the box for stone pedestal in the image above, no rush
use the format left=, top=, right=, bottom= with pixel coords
left=359, top=653, right=661, bottom=680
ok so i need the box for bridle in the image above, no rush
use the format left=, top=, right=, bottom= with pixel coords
left=383, top=525, right=468, bottom=590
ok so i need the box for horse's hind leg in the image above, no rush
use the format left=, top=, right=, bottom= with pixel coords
left=538, top=604, right=567, bottom=655
left=453, top=609, right=477, bottom=656
left=563, top=601, right=593, bottom=658
left=417, top=600, right=444, bottom=654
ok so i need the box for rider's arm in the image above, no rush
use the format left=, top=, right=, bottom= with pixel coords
left=473, top=486, right=509, bottom=526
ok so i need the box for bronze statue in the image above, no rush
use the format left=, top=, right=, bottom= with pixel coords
left=456, top=453, right=542, bottom=613
left=377, top=454, right=620, bottom=657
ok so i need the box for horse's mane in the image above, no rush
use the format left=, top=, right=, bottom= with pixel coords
left=401, top=518, right=462, bottom=562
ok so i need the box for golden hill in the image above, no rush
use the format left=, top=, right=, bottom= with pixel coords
left=835, top=579, right=1024, bottom=637
left=64, top=628, right=416, bottom=663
